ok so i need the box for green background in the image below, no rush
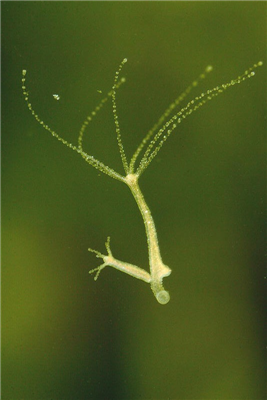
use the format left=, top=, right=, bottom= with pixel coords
left=2, top=2, right=266, bottom=399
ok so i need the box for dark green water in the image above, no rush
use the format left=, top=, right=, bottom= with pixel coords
left=2, top=2, right=266, bottom=399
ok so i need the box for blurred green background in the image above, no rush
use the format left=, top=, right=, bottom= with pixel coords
left=2, top=2, right=266, bottom=399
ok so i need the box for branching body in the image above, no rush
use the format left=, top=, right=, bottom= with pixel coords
left=22, top=59, right=262, bottom=304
